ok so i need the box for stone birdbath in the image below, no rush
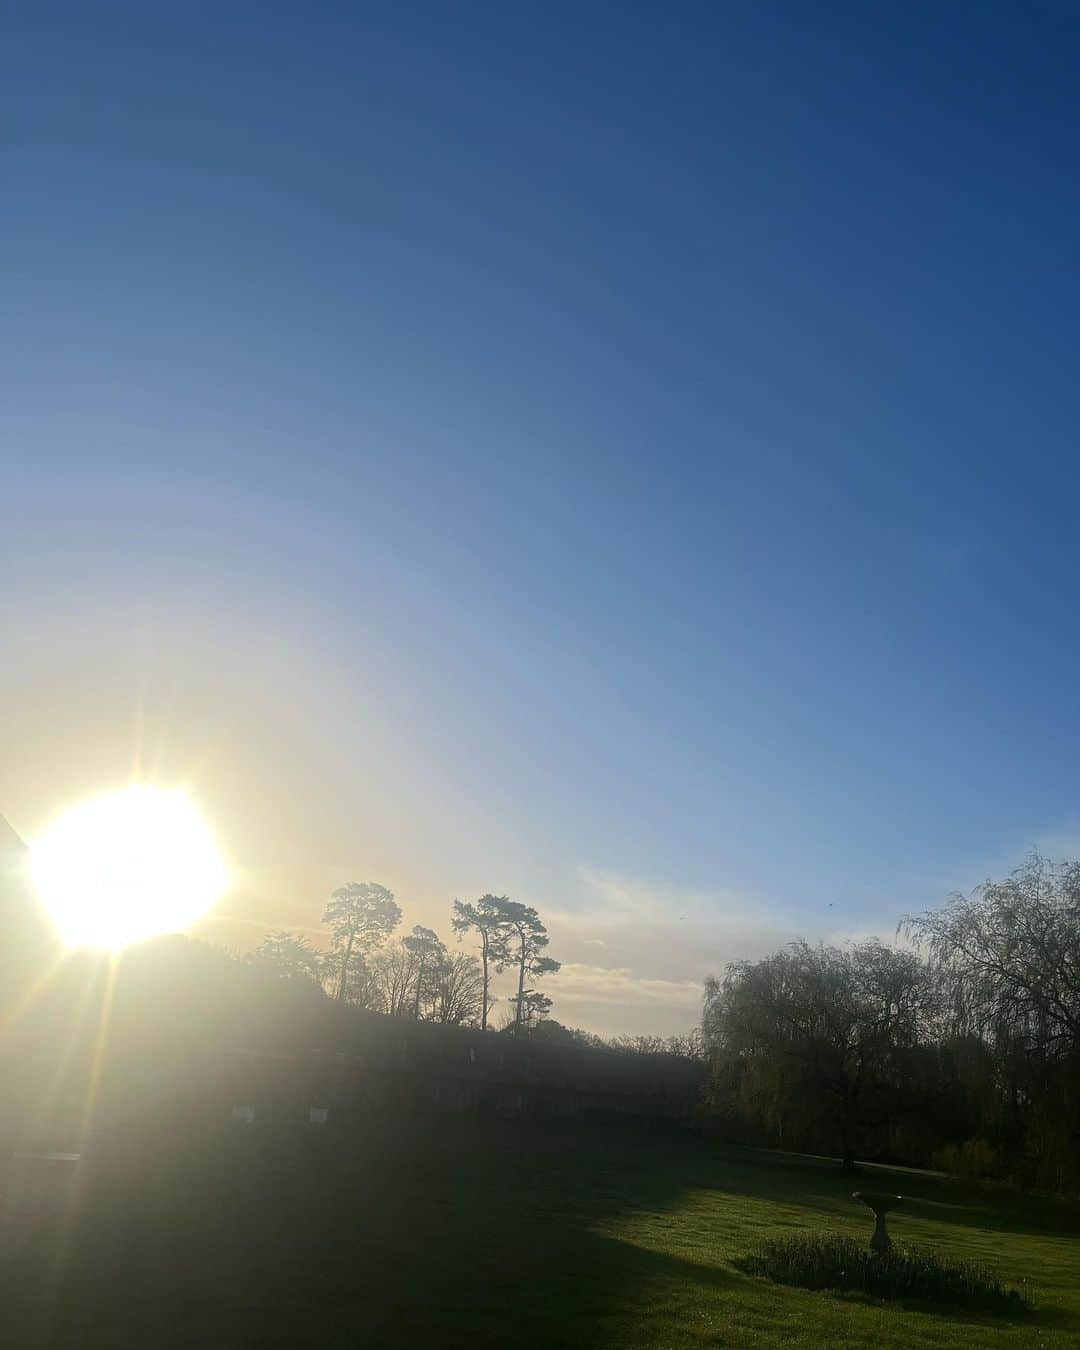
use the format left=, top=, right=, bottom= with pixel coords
left=852, top=1191, right=903, bottom=1255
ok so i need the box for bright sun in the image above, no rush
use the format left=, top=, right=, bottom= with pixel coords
left=31, top=785, right=227, bottom=950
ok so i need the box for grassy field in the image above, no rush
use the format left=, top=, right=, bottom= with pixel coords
left=4, top=1116, right=1079, bottom=1348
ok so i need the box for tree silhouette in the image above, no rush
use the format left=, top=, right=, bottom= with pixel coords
left=250, top=930, right=323, bottom=987
left=375, top=940, right=421, bottom=1016
left=322, top=882, right=401, bottom=1002
left=496, top=900, right=560, bottom=1035
left=402, top=925, right=446, bottom=1018
left=451, top=894, right=513, bottom=1031
left=507, top=989, right=553, bottom=1032
left=333, top=953, right=384, bottom=1010
left=429, top=951, right=485, bottom=1026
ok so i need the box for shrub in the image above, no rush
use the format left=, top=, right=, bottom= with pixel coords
left=737, top=1233, right=1029, bottom=1314
left=931, top=1138, right=1001, bottom=1180
left=957, top=1138, right=1001, bottom=1179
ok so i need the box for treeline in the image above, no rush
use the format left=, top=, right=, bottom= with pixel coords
left=246, top=886, right=707, bottom=1060
left=249, top=887, right=561, bottom=1035
left=704, top=855, right=1080, bottom=1194
left=524, top=1023, right=706, bottom=1059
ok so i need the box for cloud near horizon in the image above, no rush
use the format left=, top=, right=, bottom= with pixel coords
left=548, top=864, right=796, bottom=970
left=533, top=864, right=801, bottom=1034
left=542, top=962, right=704, bottom=1039
left=553, top=963, right=703, bottom=1008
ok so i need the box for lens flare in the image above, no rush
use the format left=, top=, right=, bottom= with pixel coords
left=31, top=785, right=226, bottom=949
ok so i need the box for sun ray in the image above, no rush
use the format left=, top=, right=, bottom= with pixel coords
left=0, top=948, right=75, bottom=1036
left=74, top=954, right=120, bottom=1156
left=9, top=954, right=104, bottom=1151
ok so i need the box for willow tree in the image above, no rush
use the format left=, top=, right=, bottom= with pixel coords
left=704, top=940, right=925, bottom=1170
left=903, top=855, right=1080, bottom=1191
left=903, top=854, right=1080, bottom=1052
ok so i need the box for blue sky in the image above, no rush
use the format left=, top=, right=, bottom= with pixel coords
left=4, top=3, right=1080, bottom=1031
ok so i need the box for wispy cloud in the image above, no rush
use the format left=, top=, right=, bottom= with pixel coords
left=546, top=864, right=796, bottom=976
left=565, top=864, right=740, bottom=925
left=535, top=863, right=802, bottom=1033
left=554, top=963, right=703, bottom=1009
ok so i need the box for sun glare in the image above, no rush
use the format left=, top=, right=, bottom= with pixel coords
left=31, top=785, right=227, bottom=950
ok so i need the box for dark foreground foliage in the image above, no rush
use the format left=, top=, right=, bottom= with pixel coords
left=738, top=1232, right=1030, bottom=1314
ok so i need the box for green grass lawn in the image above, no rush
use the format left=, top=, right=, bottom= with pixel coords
left=4, top=1117, right=1079, bottom=1347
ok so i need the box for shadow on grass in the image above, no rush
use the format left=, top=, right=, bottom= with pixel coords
left=3, top=1121, right=1077, bottom=1348
left=0, top=1118, right=734, bottom=1350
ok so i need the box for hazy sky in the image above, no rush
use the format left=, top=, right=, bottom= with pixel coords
left=4, top=4, right=1080, bottom=1034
